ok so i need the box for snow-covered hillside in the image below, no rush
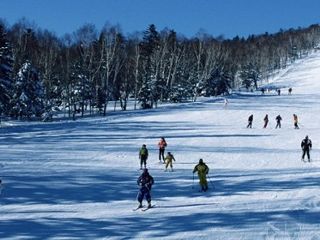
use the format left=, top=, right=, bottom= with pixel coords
left=1, top=51, right=320, bottom=239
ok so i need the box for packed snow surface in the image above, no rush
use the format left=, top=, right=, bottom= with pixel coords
left=1, top=52, right=320, bottom=239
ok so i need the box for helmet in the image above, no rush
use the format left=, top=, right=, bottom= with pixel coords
left=305, top=135, right=308, bottom=139
left=143, top=168, right=149, bottom=173
left=199, top=158, right=203, bottom=164
left=168, top=152, right=171, bottom=155
left=142, top=144, right=146, bottom=147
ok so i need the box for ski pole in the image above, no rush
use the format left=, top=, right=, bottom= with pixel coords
left=135, top=189, right=140, bottom=200
left=192, top=173, right=195, bottom=189
left=0, top=180, right=3, bottom=196
left=207, top=174, right=214, bottom=189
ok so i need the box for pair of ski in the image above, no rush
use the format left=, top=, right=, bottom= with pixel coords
left=302, top=159, right=312, bottom=163
left=132, top=205, right=155, bottom=212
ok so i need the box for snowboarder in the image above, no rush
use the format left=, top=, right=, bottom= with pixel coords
left=288, top=87, right=292, bottom=95
left=247, top=114, right=253, bottom=128
left=139, top=144, right=149, bottom=169
left=158, top=137, right=167, bottom=163
left=301, top=135, right=312, bottom=162
left=275, top=115, right=282, bottom=128
left=293, top=114, right=299, bottom=129
left=164, top=152, right=176, bottom=171
left=193, top=159, right=209, bottom=192
left=263, top=114, right=269, bottom=128
left=137, top=168, right=154, bottom=208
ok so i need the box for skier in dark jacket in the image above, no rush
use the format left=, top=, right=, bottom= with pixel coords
left=139, top=144, right=149, bottom=169
left=193, top=159, right=209, bottom=192
left=247, top=114, right=253, bottom=128
left=277, top=89, right=281, bottom=95
left=275, top=115, right=282, bottom=128
left=263, top=114, right=269, bottom=128
left=301, top=135, right=312, bottom=162
left=137, top=169, right=154, bottom=208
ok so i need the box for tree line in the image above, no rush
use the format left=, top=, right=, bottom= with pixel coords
left=1, top=18, right=320, bottom=120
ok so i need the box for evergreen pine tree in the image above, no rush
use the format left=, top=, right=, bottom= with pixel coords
left=11, top=61, right=45, bottom=119
left=0, top=24, right=14, bottom=116
left=139, top=24, right=161, bottom=108
left=240, top=63, right=261, bottom=90
left=205, top=68, right=231, bottom=96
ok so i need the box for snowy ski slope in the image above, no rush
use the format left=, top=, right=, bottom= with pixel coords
left=1, top=51, right=320, bottom=239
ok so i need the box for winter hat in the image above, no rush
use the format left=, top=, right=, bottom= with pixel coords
left=199, top=159, right=203, bottom=163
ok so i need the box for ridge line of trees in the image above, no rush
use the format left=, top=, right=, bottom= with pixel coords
left=1, top=18, right=320, bottom=120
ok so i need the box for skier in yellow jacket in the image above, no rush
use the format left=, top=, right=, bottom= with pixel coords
left=193, top=159, right=209, bottom=192
left=164, top=152, right=176, bottom=171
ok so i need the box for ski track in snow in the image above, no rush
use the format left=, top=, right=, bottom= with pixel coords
left=1, top=51, right=320, bottom=239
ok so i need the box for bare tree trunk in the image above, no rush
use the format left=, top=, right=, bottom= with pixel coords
left=133, top=44, right=140, bottom=110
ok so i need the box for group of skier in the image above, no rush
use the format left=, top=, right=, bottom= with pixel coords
left=136, top=137, right=210, bottom=209
left=247, top=113, right=300, bottom=129
left=136, top=131, right=313, bottom=209
left=136, top=86, right=313, bottom=209
left=139, top=137, right=179, bottom=172
left=139, top=137, right=176, bottom=171
left=260, top=87, right=292, bottom=95
left=262, top=114, right=283, bottom=129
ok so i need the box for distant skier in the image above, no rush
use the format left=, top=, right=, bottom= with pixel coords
left=261, top=88, right=265, bottom=95
left=288, top=87, right=292, bottom=95
left=193, top=159, right=209, bottom=192
left=301, top=135, right=312, bottom=162
left=275, top=115, right=282, bottom=128
left=158, top=137, right=167, bottom=163
left=139, top=144, right=149, bottom=169
left=293, top=114, right=299, bottom=129
left=137, top=168, right=154, bottom=209
left=277, top=89, right=281, bottom=95
left=164, top=152, right=176, bottom=171
left=223, top=98, right=229, bottom=108
left=263, top=114, right=269, bottom=128
left=247, top=114, right=253, bottom=128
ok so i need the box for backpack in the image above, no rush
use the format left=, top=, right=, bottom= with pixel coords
left=140, top=147, right=148, bottom=156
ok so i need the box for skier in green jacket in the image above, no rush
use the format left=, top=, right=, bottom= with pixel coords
left=139, top=144, right=149, bottom=169
left=193, top=159, right=209, bottom=192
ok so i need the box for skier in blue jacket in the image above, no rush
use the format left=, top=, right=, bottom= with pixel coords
left=137, top=169, right=154, bottom=208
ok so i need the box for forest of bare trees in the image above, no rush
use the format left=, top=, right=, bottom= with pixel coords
left=1, top=18, right=320, bottom=120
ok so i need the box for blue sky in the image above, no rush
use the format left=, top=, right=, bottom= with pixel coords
left=1, top=0, right=320, bottom=39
